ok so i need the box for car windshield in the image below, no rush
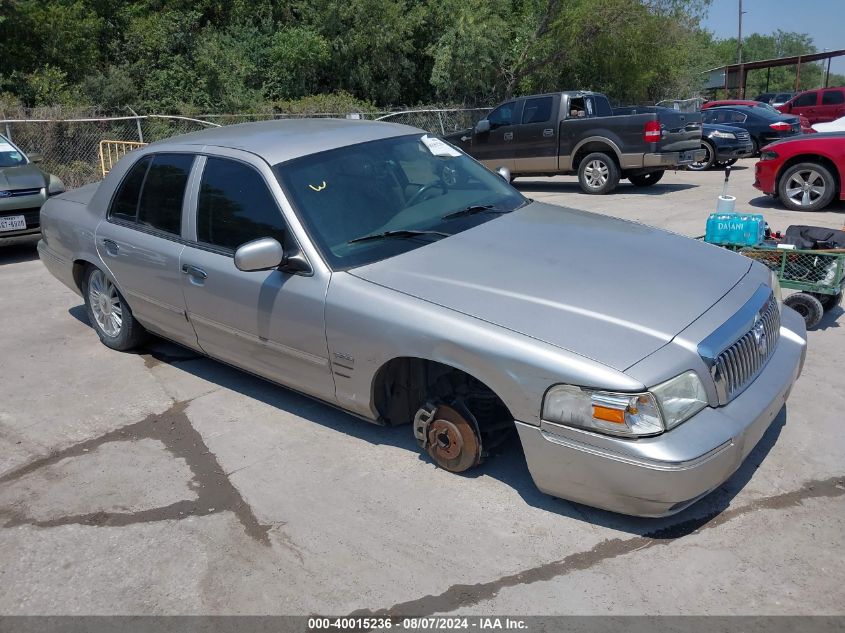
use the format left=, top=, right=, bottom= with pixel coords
left=274, top=133, right=527, bottom=269
left=0, top=137, right=28, bottom=168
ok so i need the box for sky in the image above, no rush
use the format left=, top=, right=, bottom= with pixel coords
left=702, top=0, right=845, bottom=75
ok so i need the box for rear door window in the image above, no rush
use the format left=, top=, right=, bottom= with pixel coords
left=196, top=157, right=286, bottom=252
left=822, top=90, right=844, bottom=105
left=110, top=156, right=151, bottom=222
left=136, top=154, right=194, bottom=235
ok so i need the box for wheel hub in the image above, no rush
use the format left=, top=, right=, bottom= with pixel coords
left=424, top=404, right=482, bottom=473
left=429, top=419, right=463, bottom=459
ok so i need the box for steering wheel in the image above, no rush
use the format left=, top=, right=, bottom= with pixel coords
left=407, top=181, right=447, bottom=207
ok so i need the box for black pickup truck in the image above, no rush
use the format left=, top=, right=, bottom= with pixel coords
left=444, top=91, right=705, bottom=194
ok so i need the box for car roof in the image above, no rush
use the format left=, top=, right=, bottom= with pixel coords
left=148, top=118, right=424, bottom=165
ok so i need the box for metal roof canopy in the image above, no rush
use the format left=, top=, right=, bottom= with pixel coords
left=705, top=48, right=845, bottom=97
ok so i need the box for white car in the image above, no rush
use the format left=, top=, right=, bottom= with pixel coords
left=812, top=115, right=845, bottom=133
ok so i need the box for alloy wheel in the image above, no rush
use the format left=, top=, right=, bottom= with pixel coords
left=88, top=269, right=123, bottom=337
left=785, top=170, right=826, bottom=208
left=584, top=160, right=609, bottom=189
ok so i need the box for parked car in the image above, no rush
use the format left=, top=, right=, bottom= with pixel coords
left=754, top=92, right=795, bottom=107
left=812, top=114, right=845, bottom=133
left=701, top=105, right=804, bottom=154
left=777, top=87, right=845, bottom=125
left=38, top=119, right=806, bottom=517
left=703, top=101, right=812, bottom=133
left=687, top=122, right=754, bottom=171
left=1, top=133, right=64, bottom=242
left=753, top=132, right=845, bottom=211
left=444, top=91, right=704, bottom=194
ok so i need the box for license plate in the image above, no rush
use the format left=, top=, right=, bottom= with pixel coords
left=0, top=215, right=26, bottom=232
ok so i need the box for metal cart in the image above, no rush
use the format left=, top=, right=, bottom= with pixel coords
left=738, top=246, right=845, bottom=329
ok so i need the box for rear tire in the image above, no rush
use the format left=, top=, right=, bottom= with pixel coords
left=784, top=292, right=824, bottom=329
left=577, top=152, right=620, bottom=194
left=628, top=170, right=665, bottom=186
left=777, top=162, right=837, bottom=211
left=83, top=266, right=147, bottom=351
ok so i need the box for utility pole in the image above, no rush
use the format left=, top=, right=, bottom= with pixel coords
left=736, top=0, right=746, bottom=98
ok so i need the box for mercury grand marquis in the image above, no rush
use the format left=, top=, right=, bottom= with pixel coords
left=37, top=119, right=807, bottom=516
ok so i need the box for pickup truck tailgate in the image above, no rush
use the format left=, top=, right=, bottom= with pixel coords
left=657, top=111, right=702, bottom=152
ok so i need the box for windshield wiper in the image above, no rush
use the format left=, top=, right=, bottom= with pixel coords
left=441, top=204, right=511, bottom=220
left=347, top=229, right=451, bottom=245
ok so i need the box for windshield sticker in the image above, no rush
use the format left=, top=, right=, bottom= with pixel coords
left=420, top=135, right=461, bottom=157
left=308, top=181, right=327, bottom=192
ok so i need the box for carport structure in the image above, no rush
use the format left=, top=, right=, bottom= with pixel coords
left=705, top=49, right=845, bottom=98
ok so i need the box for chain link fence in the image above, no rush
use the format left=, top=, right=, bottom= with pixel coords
left=1, top=108, right=489, bottom=189
left=376, top=108, right=491, bottom=135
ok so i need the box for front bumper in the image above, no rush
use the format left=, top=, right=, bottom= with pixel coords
left=0, top=193, right=46, bottom=241
left=753, top=160, right=778, bottom=194
left=644, top=149, right=707, bottom=168
left=515, top=307, right=807, bottom=517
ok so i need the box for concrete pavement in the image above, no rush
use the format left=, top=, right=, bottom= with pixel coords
left=1, top=159, right=843, bottom=615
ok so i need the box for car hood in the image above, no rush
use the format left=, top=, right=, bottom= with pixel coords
left=349, top=202, right=751, bottom=371
left=0, top=164, right=48, bottom=190
left=763, top=130, right=845, bottom=149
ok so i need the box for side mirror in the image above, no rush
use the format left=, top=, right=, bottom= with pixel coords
left=234, top=237, right=285, bottom=272
left=28, top=152, right=43, bottom=163
left=496, top=166, right=512, bottom=182
left=475, top=119, right=491, bottom=134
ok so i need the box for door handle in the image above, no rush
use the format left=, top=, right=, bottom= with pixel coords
left=504, top=132, right=514, bottom=141
left=543, top=128, right=554, bottom=137
left=102, top=239, right=119, bottom=257
left=181, top=264, right=208, bottom=280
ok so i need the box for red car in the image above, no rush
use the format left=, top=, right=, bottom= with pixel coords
left=754, top=132, right=845, bottom=211
left=701, top=99, right=770, bottom=110
left=777, top=87, right=845, bottom=125
left=703, top=100, right=813, bottom=133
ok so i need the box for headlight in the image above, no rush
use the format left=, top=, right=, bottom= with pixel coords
left=760, top=150, right=779, bottom=161
left=543, top=372, right=709, bottom=437
left=48, top=175, right=65, bottom=196
left=543, top=385, right=663, bottom=437
left=770, top=270, right=782, bottom=303
left=711, top=131, right=737, bottom=139
left=650, top=371, right=708, bottom=430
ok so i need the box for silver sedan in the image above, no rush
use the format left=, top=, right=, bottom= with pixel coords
left=38, top=119, right=807, bottom=516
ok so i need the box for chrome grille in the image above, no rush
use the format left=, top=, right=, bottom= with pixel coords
left=735, top=131, right=751, bottom=142
left=0, top=187, right=42, bottom=198
left=711, top=296, right=780, bottom=404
